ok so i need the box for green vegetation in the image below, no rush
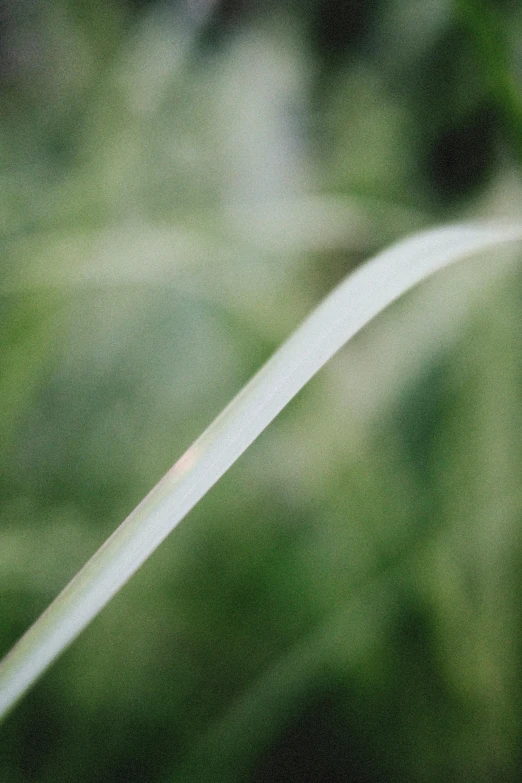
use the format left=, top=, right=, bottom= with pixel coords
left=1, top=1, right=522, bottom=780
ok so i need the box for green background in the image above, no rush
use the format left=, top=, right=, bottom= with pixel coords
left=1, top=1, right=522, bottom=780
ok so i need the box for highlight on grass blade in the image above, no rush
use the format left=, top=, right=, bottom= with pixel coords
left=1, top=222, right=521, bottom=719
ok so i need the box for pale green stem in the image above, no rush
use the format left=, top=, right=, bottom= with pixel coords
left=1, top=223, right=521, bottom=719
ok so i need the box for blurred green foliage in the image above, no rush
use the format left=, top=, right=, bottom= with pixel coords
left=1, top=0, right=522, bottom=780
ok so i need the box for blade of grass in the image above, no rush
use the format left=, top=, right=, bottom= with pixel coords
left=1, top=223, right=521, bottom=719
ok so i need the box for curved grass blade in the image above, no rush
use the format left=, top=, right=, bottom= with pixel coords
left=1, top=223, right=521, bottom=719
